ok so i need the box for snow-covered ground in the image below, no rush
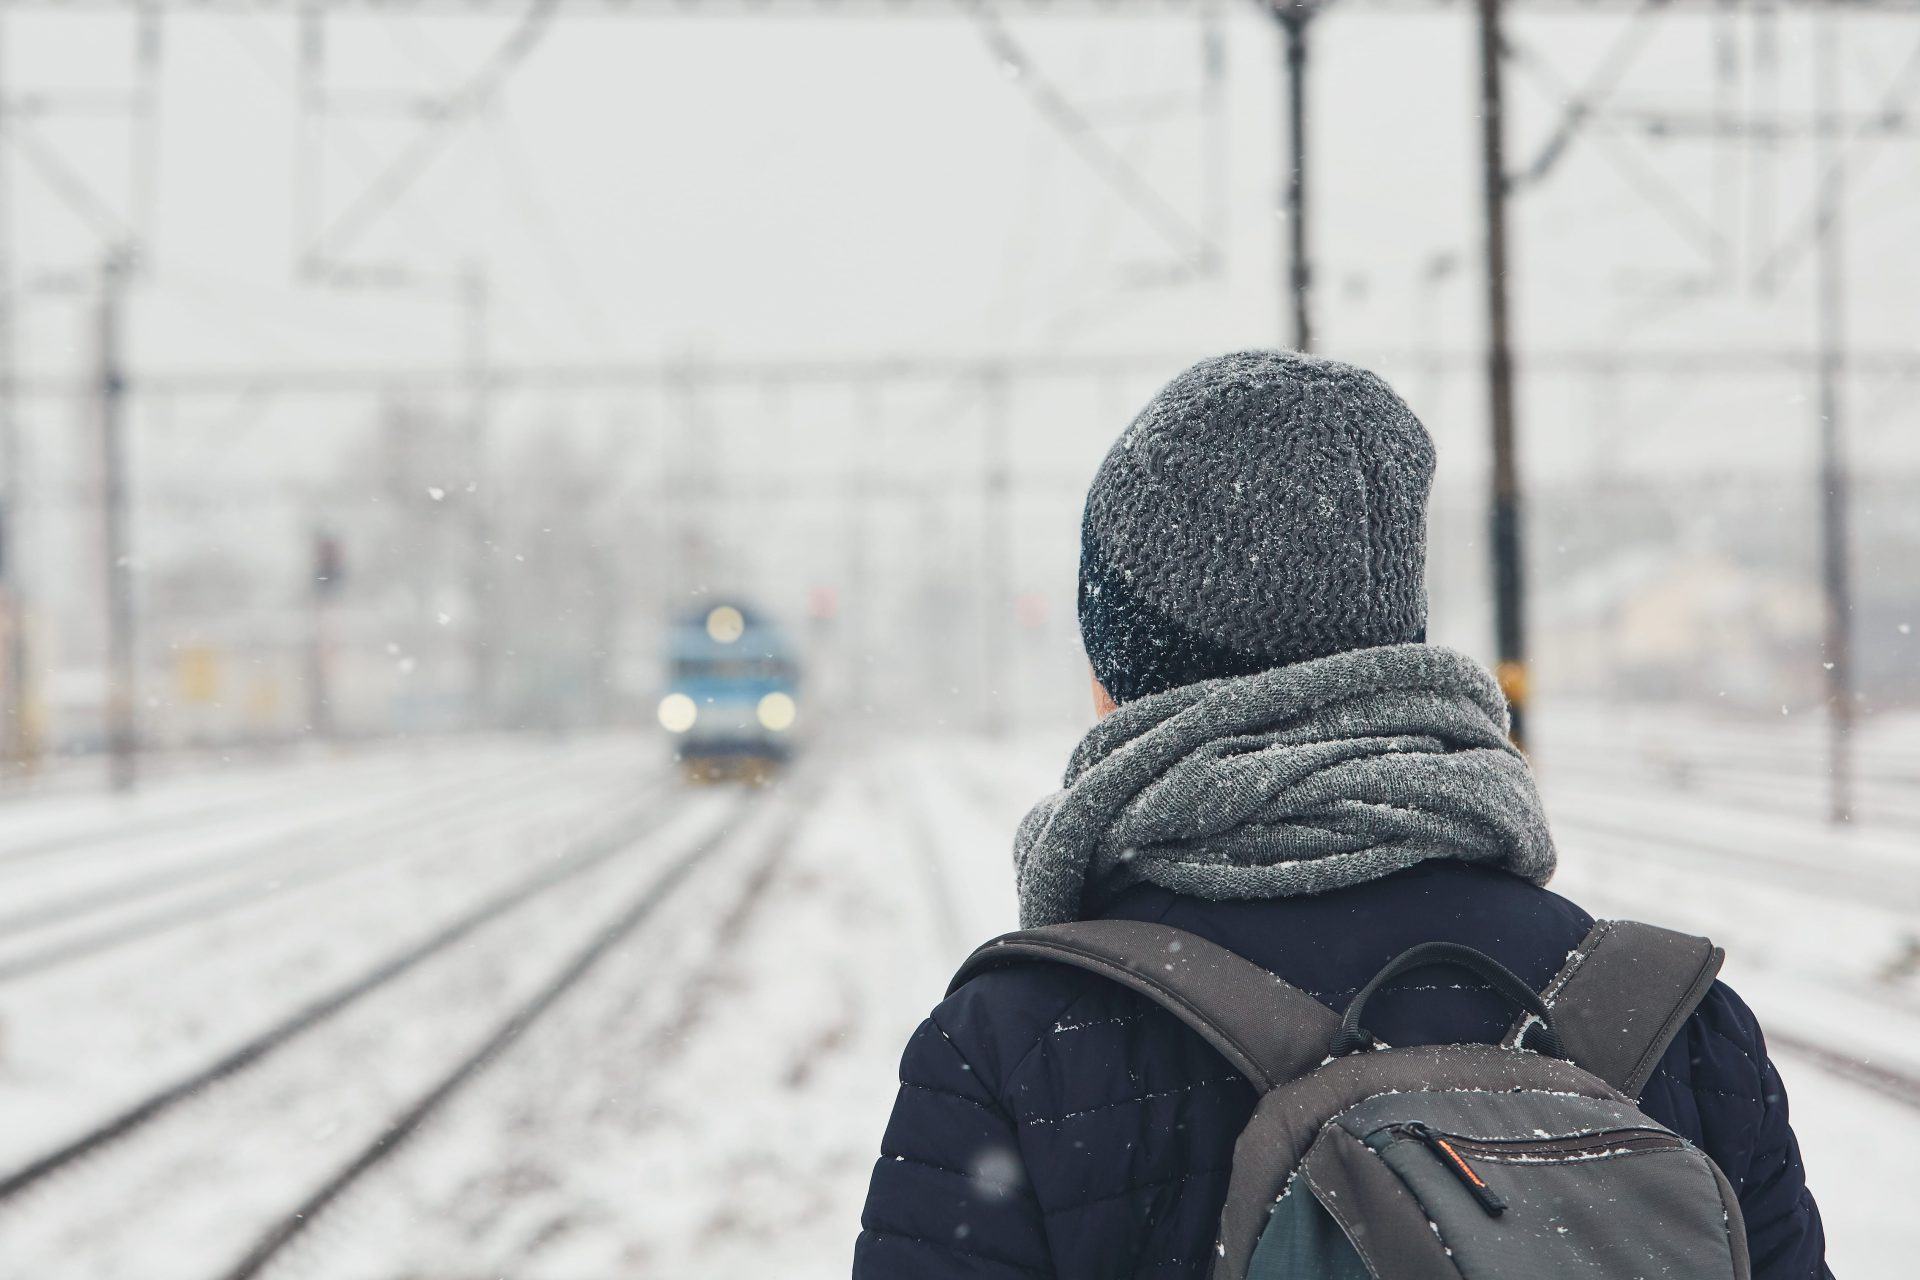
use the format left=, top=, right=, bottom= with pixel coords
left=0, top=715, right=1913, bottom=1277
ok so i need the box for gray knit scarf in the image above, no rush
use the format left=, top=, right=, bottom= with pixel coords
left=1013, top=644, right=1556, bottom=929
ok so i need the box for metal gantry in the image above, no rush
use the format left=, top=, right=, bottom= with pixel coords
left=0, top=0, right=1908, bottom=797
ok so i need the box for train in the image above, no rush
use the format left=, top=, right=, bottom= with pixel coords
left=657, top=602, right=800, bottom=782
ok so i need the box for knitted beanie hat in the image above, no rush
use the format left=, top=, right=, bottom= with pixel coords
left=1079, top=350, right=1436, bottom=704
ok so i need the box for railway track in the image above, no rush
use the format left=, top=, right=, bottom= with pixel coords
left=1543, top=750, right=1920, bottom=834
left=210, top=783, right=801, bottom=1280
left=1771, top=1032, right=1920, bottom=1114
left=0, top=761, right=662, bottom=984
left=1547, top=807, right=1920, bottom=913
left=1532, top=707, right=1920, bottom=770
left=0, top=741, right=546, bottom=869
left=0, top=780, right=795, bottom=1280
left=869, top=770, right=964, bottom=958
left=0, top=783, right=684, bottom=1202
left=1541, top=814, right=1920, bottom=1115
left=1542, top=735, right=1920, bottom=782
left=0, top=747, right=632, bottom=944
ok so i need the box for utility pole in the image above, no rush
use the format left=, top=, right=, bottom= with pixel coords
left=1275, top=1, right=1313, bottom=352
left=0, top=10, right=28, bottom=771
left=1813, top=15, right=1853, bottom=824
left=132, top=1, right=162, bottom=252
left=99, top=251, right=136, bottom=791
left=462, top=263, right=496, bottom=728
left=981, top=369, right=1012, bottom=738
left=1476, top=0, right=1528, bottom=749
left=308, top=528, right=341, bottom=737
left=294, top=3, right=325, bottom=277
left=1200, top=2, right=1227, bottom=273
left=846, top=382, right=880, bottom=718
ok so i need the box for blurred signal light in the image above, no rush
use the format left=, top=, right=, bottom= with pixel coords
left=657, top=693, right=698, bottom=733
left=706, top=605, right=745, bottom=644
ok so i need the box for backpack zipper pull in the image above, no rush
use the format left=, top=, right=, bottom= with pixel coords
left=1397, top=1123, right=1508, bottom=1217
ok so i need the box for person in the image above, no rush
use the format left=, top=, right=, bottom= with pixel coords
left=850, top=351, right=1830, bottom=1280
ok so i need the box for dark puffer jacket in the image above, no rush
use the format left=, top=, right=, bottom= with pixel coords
left=853, top=860, right=1831, bottom=1280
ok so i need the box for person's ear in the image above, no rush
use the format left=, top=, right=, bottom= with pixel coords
left=1091, top=670, right=1119, bottom=720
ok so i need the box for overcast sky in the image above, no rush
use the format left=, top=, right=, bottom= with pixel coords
left=7, top=4, right=1919, bottom=640
left=5, top=10, right=1913, bottom=401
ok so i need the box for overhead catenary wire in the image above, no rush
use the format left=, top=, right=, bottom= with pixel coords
left=1751, top=31, right=1920, bottom=288
left=1506, top=33, right=1727, bottom=260
left=0, top=120, right=142, bottom=251
left=303, top=0, right=561, bottom=274
left=6, top=344, right=1920, bottom=403
left=1511, top=0, right=1670, bottom=190
left=482, top=106, right=622, bottom=355
left=961, top=0, right=1219, bottom=273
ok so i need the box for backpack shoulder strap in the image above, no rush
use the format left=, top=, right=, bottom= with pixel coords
left=1505, top=919, right=1725, bottom=1099
left=950, top=920, right=1341, bottom=1091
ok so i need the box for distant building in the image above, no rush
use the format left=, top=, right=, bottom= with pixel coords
left=1539, top=548, right=1825, bottom=710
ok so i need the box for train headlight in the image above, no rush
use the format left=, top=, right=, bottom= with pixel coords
left=706, top=605, right=745, bottom=644
left=657, top=693, right=698, bottom=734
left=756, top=691, right=797, bottom=732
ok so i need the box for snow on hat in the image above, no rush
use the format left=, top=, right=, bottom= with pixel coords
left=1078, top=349, right=1436, bottom=704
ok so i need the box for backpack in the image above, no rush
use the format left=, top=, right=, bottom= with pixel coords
left=950, top=918, right=1748, bottom=1280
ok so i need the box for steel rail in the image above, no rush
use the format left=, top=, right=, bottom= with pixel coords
left=0, top=764, right=661, bottom=982
left=1770, top=1030, right=1920, bottom=1113
left=1550, top=808, right=1920, bottom=912
left=0, top=738, right=650, bottom=869
left=0, top=780, right=691, bottom=1202
left=208, top=783, right=795, bottom=1280
left=1545, top=756, right=1920, bottom=835
left=0, top=750, right=621, bottom=935
left=0, top=749, right=512, bottom=869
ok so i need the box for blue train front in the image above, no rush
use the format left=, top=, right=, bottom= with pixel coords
left=656, top=602, right=800, bottom=782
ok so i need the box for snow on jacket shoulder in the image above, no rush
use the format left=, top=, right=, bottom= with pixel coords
left=853, top=860, right=1831, bottom=1280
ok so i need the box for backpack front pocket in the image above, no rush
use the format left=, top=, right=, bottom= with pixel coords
left=1347, top=1105, right=1742, bottom=1279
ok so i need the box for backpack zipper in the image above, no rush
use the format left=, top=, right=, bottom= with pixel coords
left=1381, top=1123, right=1689, bottom=1218
left=1390, top=1123, right=1508, bottom=1216
left=1432, top=1129, right=1688, bottom=1161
